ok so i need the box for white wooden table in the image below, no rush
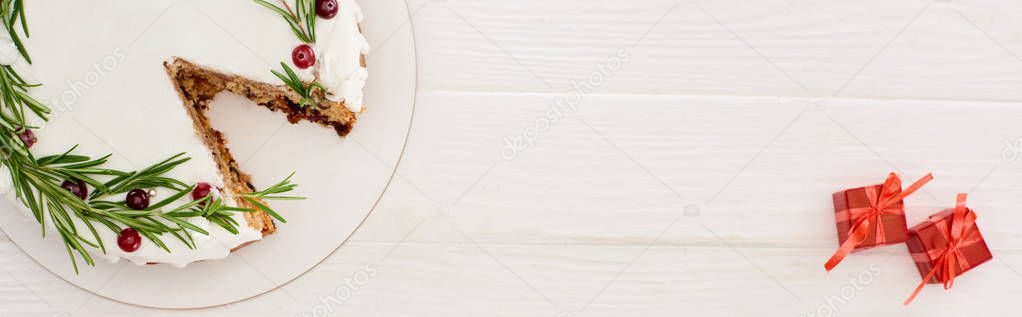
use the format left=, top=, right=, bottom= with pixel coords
left=5, top=0, right=1022, bottom=315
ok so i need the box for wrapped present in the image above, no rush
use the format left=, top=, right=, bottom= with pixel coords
left=824, top=173, right=933, bottom=271
left=904, top=193, right=992, bottom=305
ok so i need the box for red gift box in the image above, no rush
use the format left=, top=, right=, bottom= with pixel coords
left=824, top=173, right=932, bottom=271
left=904, top=193, right=992, bottom=304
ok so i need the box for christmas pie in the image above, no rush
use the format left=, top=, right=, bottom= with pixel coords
left=3, top=0, right=368, bottom=269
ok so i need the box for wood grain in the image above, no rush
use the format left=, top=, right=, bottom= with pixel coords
left=7, top=0, right=1022, bottom=315
left=414, top=0, right=1022, bottom=102
left=5, top=242, right=1022, bottom=316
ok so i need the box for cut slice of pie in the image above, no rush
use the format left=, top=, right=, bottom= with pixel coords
left=164, top=55, right=364, bottom=239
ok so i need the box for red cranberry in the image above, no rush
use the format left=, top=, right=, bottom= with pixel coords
left=316, top=0, right=338, bottom=19
left=292, top=44, right=316, bottom=69
left=192, top=182, right=213, bottom=204
left=125, top=189, right=149, bottom=210
left=61, top=179, right=88, bottom=200
left=117, top=228, right=141, bottom=252
left=17, top=127, right=35, bottom=148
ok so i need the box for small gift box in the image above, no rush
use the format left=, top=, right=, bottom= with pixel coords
left=904, top=193, right=992, bottom=304
left=825, top=173, right=933, bottom=271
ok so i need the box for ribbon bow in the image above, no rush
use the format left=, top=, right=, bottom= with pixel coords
left=824, top=173, right=933, bottom=271
left=904, top=193, right=982, bottom=305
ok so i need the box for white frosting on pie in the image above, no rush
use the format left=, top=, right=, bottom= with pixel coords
left=298, top=0, right=370, bottom=112
left=3, top=0, right=367, bottom=268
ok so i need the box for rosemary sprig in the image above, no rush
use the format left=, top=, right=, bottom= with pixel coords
left=0, top=1, right=302, bottom=273
left=253, top=0, right=317, bottom=44
left=271, top=62, right=327, bottom=108
left=8, top=139, right=301, bottom=272
left=88, top=152, right=190, bottom=200
left=0, top=58, right=46, bottom=130
left=1, top=0, right=30, bottom=63
left=242, top=171, right=303, bottom=223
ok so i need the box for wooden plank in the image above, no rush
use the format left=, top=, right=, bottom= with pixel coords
left=410, top=0, right=1022, bottom=102
left=4, top=242, right=1022, bottom=315
left=365, top=91, right=1022, bottom=249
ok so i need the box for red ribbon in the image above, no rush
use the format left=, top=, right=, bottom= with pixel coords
left=824, top=173, right=933, bottom=271
left=904, top=193, right=983, bottom=305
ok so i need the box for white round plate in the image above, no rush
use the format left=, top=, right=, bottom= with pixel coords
left=0, top=0, right=416, bottom=309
